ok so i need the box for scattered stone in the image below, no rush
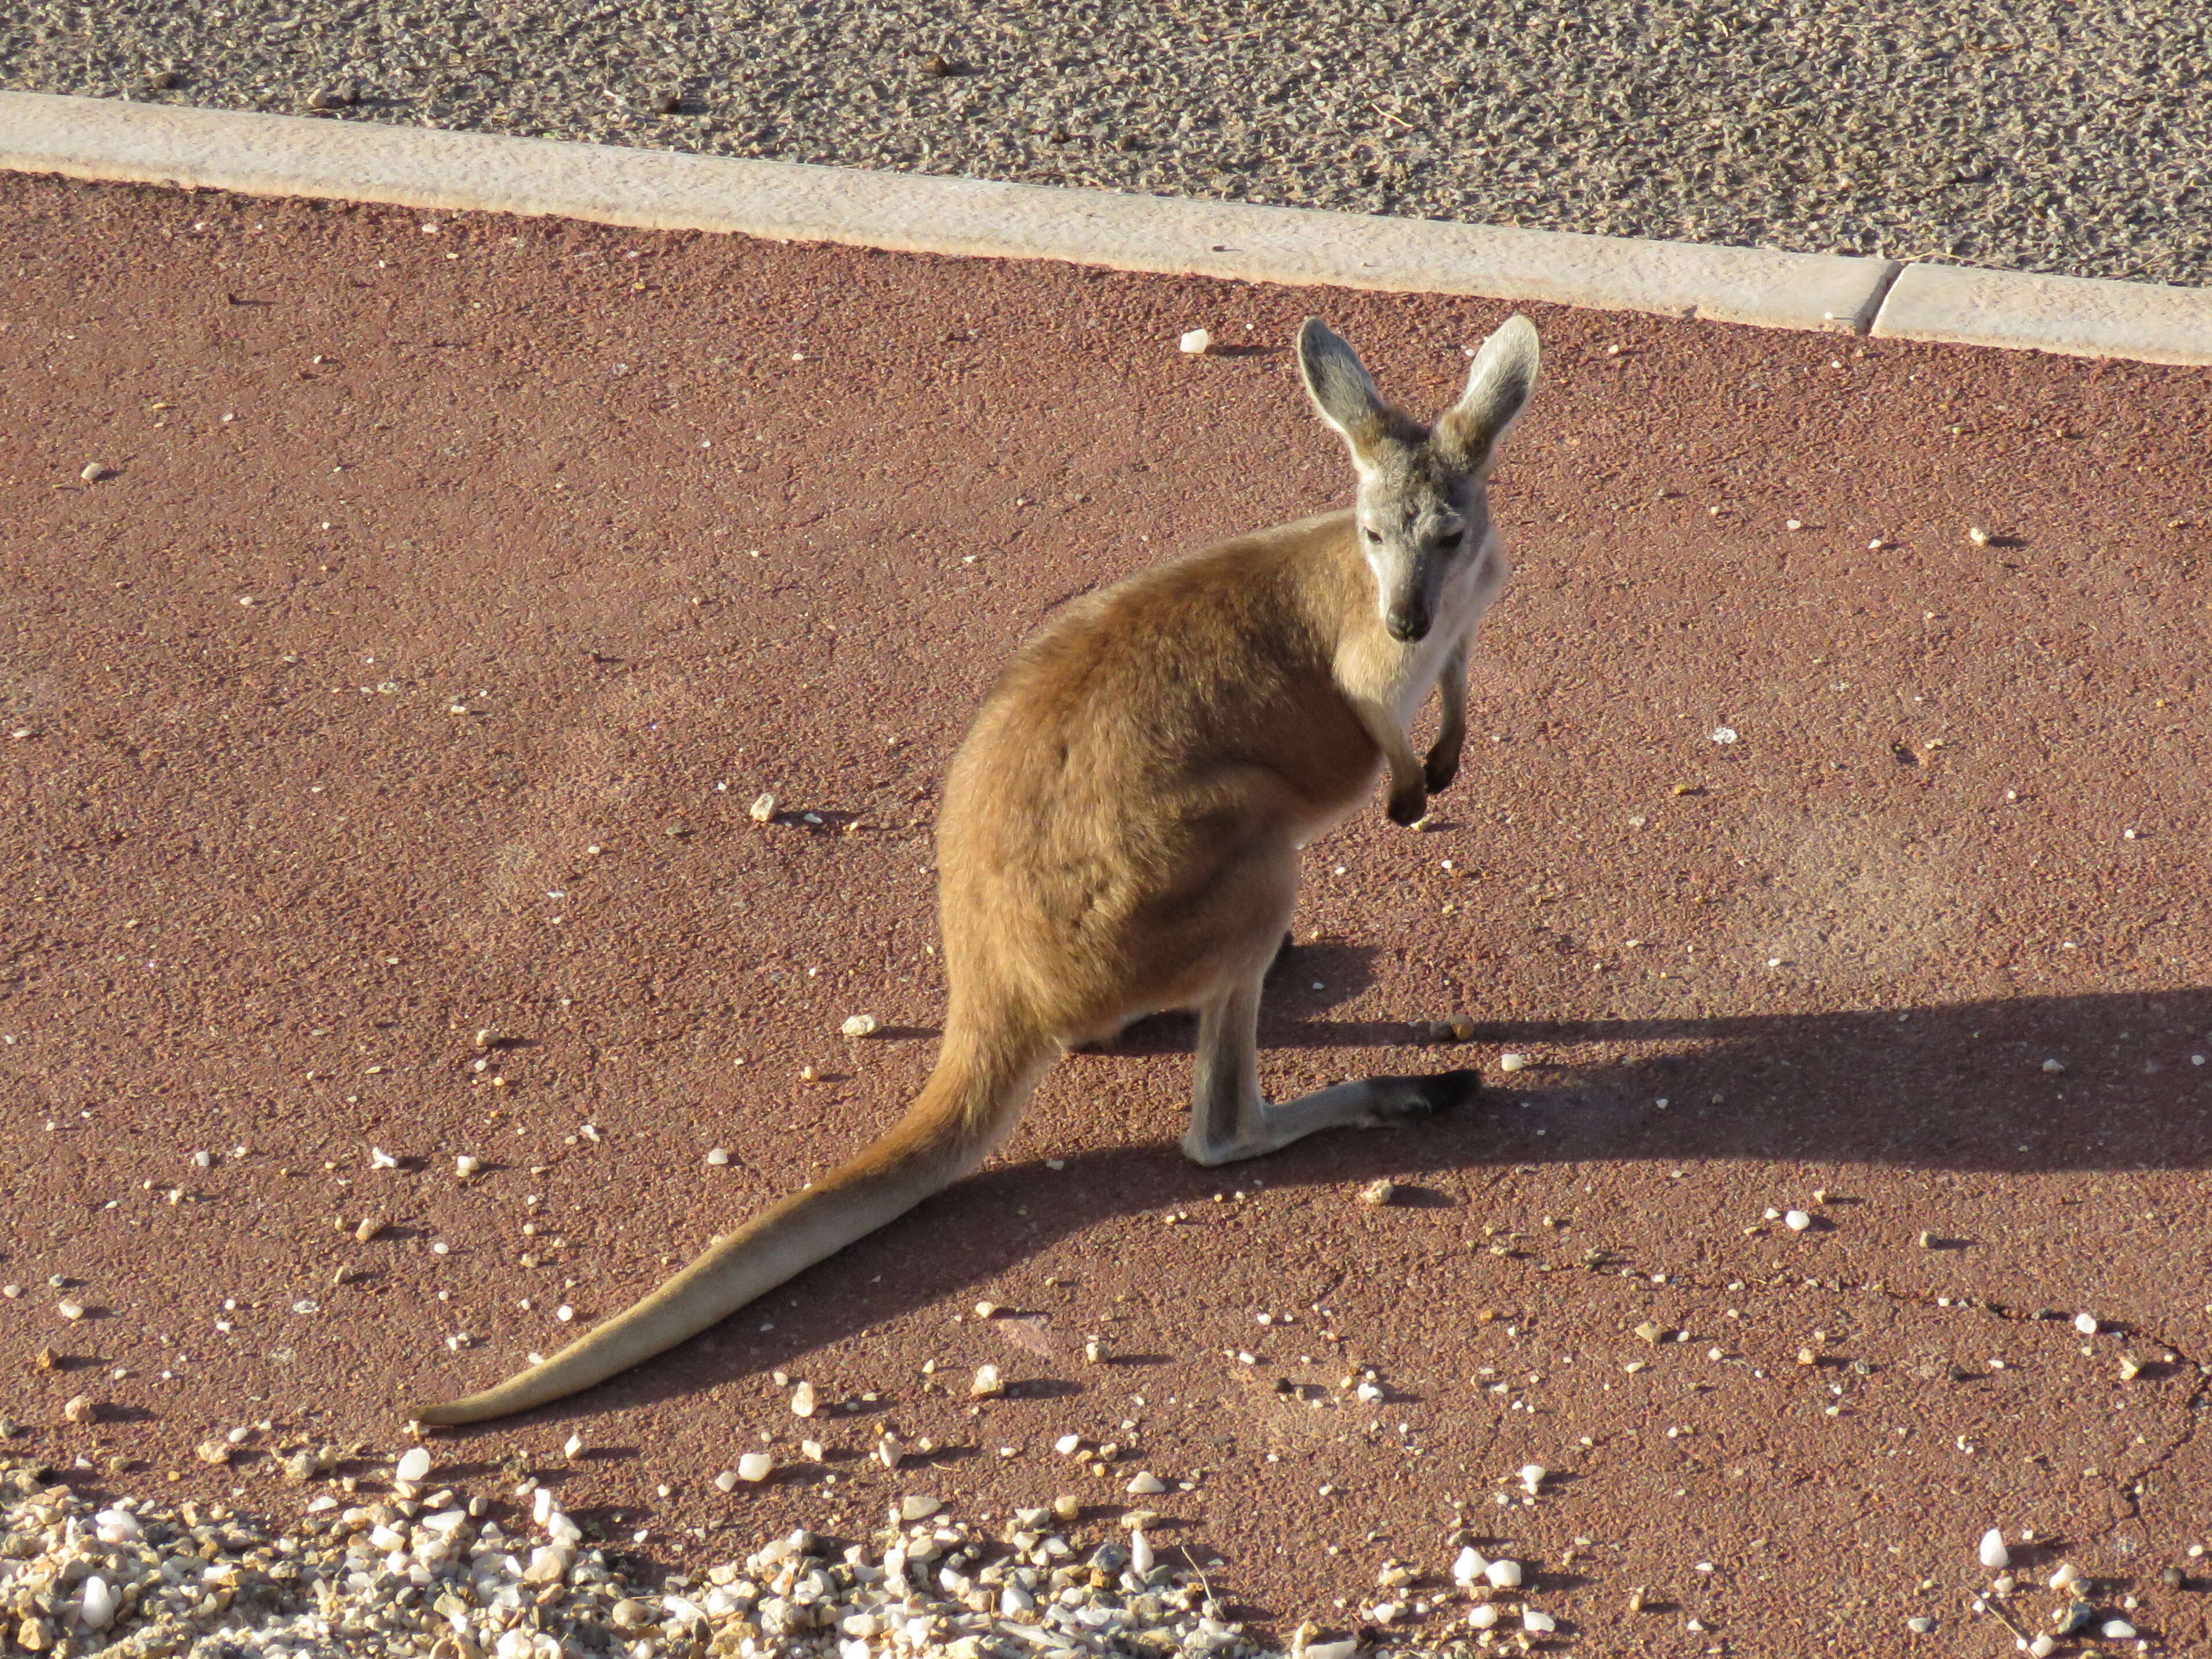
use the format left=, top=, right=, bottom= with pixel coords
left=969, top=1364, right=1005, bottom=1399
left=1484, top=1558, right=1522, bottom=1589
left=749, top=792, right=778, bottom=823
left=1125, top=1471, right=1167, bottom=1495
left=1968, top=525, right=1992, bottom=546
left=2119, top=1353, right=2145, bottom=1381
left=2074, top=1312, right=2099, bottom=1336
left=1495, top=1051, right=1528, bottom=1073
left=395, top=1446, right=433, bottom=1483
left=791, top=1380, right=818, bottom=1416
left=1179, top=328, right=1212, bottom=355
left=1359, top=1179, right=1398, bottom=1207
left=898, top=1493, right=940, bottom=1520
left=706, top=1147, right=731, bottom=1165
left=61, top=1395, right=97, bottom=1425
left=1978, top=1529, right=2011, bottom=1570
left=736, top=1452, right=773, bottom=1482
left=2101, top=1620, right=2137, bottom=1640
left=1784, top=1209, right=1813, bottom=1232
left=1522, top=1609, right=1556, bottom=1633
left=1905, top=1615, right=1933, bottom=1633
left=55, top=1302, right=85, bottom=1321
left=81, top=462, right=110, bottom=482
left=841, top=1012, right=881, bottom=1037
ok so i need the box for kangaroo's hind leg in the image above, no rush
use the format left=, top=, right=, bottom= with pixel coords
left=1179, top=965, right=1484, bottom=1168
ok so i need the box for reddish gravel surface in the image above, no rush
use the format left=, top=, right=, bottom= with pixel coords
left=4, top=172, right=2212, bottom=1654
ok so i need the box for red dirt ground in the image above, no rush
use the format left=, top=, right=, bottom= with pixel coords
left=3, top=170, right=2211, bottom=1655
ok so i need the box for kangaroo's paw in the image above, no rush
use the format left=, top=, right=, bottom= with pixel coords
left=1423, top=743, right=1461, bottom=794
left=1370, top=1067, right=1485, bottom=1123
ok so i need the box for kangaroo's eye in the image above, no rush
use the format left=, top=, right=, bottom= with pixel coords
left=1361, top=525, right=1382, bottom=544
left=1437, top=527, right=1464, bottom=548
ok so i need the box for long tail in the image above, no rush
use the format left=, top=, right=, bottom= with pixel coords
left=407, top=1011, right=1054, bottom=1427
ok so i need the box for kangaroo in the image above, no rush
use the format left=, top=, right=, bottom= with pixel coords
left=410, top=314, right=1540, bottom=1426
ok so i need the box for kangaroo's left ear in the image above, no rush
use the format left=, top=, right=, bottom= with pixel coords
left=1298, top=317, right=1417, bottom=470
left=1433, top=315, right=1541, bottom=475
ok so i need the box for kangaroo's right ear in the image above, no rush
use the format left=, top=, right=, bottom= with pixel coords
left=1298, top=317, right=1400, bottom=469
left=1433, top=315, right=1541, bottom=475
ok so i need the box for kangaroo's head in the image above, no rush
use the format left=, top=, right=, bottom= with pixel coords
left=1296, top=315, right=1540, bottom=644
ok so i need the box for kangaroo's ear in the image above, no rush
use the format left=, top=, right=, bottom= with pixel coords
left=1298, top=317, right=1404, bottom=469
left=1433, top=315, right=1540, bottom=474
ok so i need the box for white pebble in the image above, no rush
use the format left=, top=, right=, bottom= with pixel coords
left=1519, top=1462, right=1546, bottom=1495
left=1485, top=1559, right=1522, bottom=1589
left=1178, top=328, right=1211, bottom=355
left=370, top=1145, right=398, bottom=1169
left=1129, top=1527, right=1154, bottom=1576
left=79, top=1574, right=117, bottom=1630
left=395, top=1447, right=433, bottom=1483
left=1978, top=1529, right=2011, bottom=1570
left=749, top=792, right=778, bottom=823
left=1968, top=526, right=1991, bottom=546
left=563, top=1433, right=584, bottom=1459
left=2073, top=1312, right=2098, bottom=1335
left=1452, top=1546, right=1488, bottom=1584
left=2042, top=1058, right=2066, bottom=1073
left=2048, top=1562, right=2080, bottom=1589
left=1712, top=725, right=1739, bottom=744
left=1466, top=1606, right=1499, bottom=1631
left=899, top=1493, right=939, bottom=1520
left=2029, top=1636, right=2056, bottom=1658
left=713, top=1470, right=740, bottom=1492
left=970, top=1363, right=1005, bottom=1399
left=791, top=1381, right=818, bottom=1417
left=454, top=1155, right=481, bottom=1181
left=56, top=1301, right=85, bottom=1320
left=2101, top=1621, right=2136, bottom=1640
left=1125, top=1471, right=1167, bottom=1495
left=1784, top=1210, right=1813, bottom=1232
left=841, top=1013, right=880, bottom=1037
left=706, top=1148, right=731, bottom=1165
left=1496, top=1052, right=1528, bottom=1073
left=1055, top=1433, right=1084, bottom=1454
left=1306, top=1641, right=1361, bottom=1659
left=736, top=1452, right=774, bottom=1482
left=1523, top=1610, right=1556, bottom=1634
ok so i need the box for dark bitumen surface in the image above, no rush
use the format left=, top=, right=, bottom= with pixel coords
left=2, top=172, right=2210, bottom=1652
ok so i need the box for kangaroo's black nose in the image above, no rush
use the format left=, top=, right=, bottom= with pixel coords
left=1386, top=607, right=1430, bottom=642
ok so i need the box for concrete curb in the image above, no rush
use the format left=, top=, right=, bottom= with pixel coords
left=2, top=89, right=2206, bottom=366
left=1872, top=263, right=2212, bottom=368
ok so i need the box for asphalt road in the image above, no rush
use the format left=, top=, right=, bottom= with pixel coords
left=3, top=0, right=2211, bottom=285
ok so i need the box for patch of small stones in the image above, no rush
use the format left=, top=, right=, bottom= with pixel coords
left=0, top=1455, right=1542, bottom=1659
